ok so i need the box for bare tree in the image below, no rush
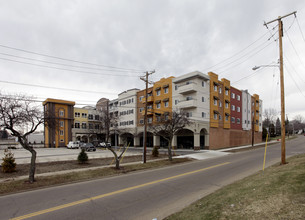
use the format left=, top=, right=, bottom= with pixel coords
left=150, top=111, right=190, bottom=161
left=263, top=108, right=278, bottom=126
left=104, top=137, right=128, bottom=169
left=0, top=93, right=43, bottom=183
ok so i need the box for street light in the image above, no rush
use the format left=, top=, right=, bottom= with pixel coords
left=252, top=63, right=286, bottom=165
left=252, top=65, right=279, bottom=71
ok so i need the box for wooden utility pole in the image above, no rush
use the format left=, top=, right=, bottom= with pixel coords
left=140, top=70, right=154, bottom=163
left=264, top=11, right=296, bottom=164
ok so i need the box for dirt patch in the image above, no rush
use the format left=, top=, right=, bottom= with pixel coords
left=0, top=154, right=167, bottom=179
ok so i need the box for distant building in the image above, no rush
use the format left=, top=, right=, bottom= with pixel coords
left=43, top=98, right=75, bottom=148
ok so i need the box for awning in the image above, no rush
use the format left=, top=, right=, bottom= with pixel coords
left=213, top=96, right=220, bottom=100
left=225, top=86, right=230, bottom=90
left=155, top=87, right=161, bottom=91
left=225, top=99, right=230, bottom=103
left=213, top=82, right=220, bottom=86
left=225, top=112, right=230, bottom=116
left=163, top=98, right=169, bottom=102
left=213, top=110, right=219, bottom=114
left=162, top=84, right=169, bottom=88
left=155, top=100, right=161, bottom=104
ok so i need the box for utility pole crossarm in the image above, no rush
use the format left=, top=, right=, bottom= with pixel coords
left=264, top=11, right=297, bottom=25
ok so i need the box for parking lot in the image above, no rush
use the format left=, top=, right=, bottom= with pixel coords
left=0, top=147, right=142, bottom=164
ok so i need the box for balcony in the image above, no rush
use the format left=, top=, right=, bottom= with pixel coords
left=141, top=109, right=154, bottom=116
left=142, top=96, right=154, bottom=103
left=176, top=99, right=197, bottom=109
left=177, top=83, right=196, bottom=95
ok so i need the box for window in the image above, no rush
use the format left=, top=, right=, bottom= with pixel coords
left=82, top=113, right=87, bottom=118
left=89, top=123, right=93, bottom=129
left=237, top=107, right=240, bottom=112
left=148, top=117, right=153, bottom=124
left=95, top=124, right=99, bottom=129
left=95, top=115, right=99, bottom=120
left=202, top=81, right=205, bottom=87
left=164, top=101, right=169, bottom=107
left=175, top=100, right=179, bottom=105
left=139, top=96, right=144, bottom=102
left=231, top=117, right=235, bottom=123
left=164, top=87, right=169, bottom=94
left=88, top=114, right=93, bottom=120
left=219, top=115, right=222, bottom=120
left=214, top=99, right=217, bottom=106
left=186, top=96, right=192, bottom=101
left=156, top=103, right=161, bottom=109
left=156, top=90, right=161, bottom=96
left=186, top=112, right=192, bottom=117
left=75, top=112, right=80, bottom=117
left=237, top=95, right=240, bottom=101
left=156, top=116, right=161, bottom=122
left=60, top=130, right=64, bottom=136
left=232, top=105, right=235, bottom=111
left=231, top=93, right=235, bottom=99
left=225, top=102, right=229, bottom=108
left=140, top=119, right=144, bottom=124
left=225, top=115, right=229, bottom=121
left=165, top=115, right=169, bottom=121
left=219, top=101, right=222, bottom=107
left=139, top=107, right=144, bottom=113
left=214, top=85, right=217, bottom=91
left=75, top=122, right=80, bottom=128
left=202, top=97, right=205, bottom=102
left=60, top=121, right=64, bottom=127
left=148, top=105, right=153, bottom=109
left=219, top=87, right=222, bottom=94
left=129, top=120, right=134, bottom=125
left=202, top=112, right=206, bottom=118
left=214, top=113, right=217, bottom=120
left=59, top=110, right=64, bottom=117
left=225, top=89, right=229, bottom=95
left=82, top=123, right=87, bottom=129
left=237, top=118, right=241, bottom=124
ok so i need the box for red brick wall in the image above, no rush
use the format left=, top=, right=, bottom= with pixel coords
left=209, top=128, right=262, bottom=150
left=230, top=87, right=242, bottom=130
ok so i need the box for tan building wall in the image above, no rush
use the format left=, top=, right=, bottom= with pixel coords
left=43, top=99, right=75, bottom=148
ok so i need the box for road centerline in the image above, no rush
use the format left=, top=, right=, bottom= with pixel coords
left=11, top=162, right=230, bottom=220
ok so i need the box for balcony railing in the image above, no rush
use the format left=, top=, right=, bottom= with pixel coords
left=177, top=83, right=196, bottom=94
left=176, top=99, right=197, bottom=109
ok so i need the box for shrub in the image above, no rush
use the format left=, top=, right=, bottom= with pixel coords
left=78, top=149, right=88, bottom=164
left=1, top=150, right=17, bottom=173
left=152, top=146, right=159, bottom=157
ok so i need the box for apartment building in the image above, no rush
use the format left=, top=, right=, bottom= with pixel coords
left=72, top=106, right=102, bottom=143
left=208, top=72, right=263, bottom=149
left=43, top=71, right=263, bottom=150
left=43, top=98, right=75, bottom=148
left=172, top=71, right=210, bottom=149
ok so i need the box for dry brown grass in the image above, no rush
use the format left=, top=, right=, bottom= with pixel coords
left=166, top=154, right=305, bottom=220
left=0, top=157, right=192, bottom=195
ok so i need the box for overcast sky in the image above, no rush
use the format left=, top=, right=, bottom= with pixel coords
left=0, top=0, right=305, bottom=121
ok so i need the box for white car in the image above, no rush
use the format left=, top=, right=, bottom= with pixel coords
left=67, top=141, right=80, bottom=149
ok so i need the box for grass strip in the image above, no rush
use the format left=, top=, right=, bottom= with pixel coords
left=0, top=158, right=191, bottom=195
left=165, top=154, right=305, bottom=220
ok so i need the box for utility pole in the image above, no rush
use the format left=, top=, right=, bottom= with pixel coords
left=264, top=11, right=296, bottom=165
left=140, top=70, right=155, bottom=163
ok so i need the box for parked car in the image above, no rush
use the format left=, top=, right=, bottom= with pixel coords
left=99, top=142, right=111, bottom=148
left=67, top=141, right=80, bottom=149
left=81, top=143, right=96, bottom=152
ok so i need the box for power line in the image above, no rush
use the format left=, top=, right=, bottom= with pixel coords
left=0, top=80, right=118, bottom=95
left=0, top=44, right=146, bottom=72
left=284, top=66, right=305, bottom=99
left=202, top=30, right=271, bottom=72
left=0, top=52, right=143, bottom=73
left=0, top=57, right=141, bottom=77
left=296, top=16, right=305, bottom=42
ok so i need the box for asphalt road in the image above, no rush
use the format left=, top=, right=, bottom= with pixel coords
left=1, top=136, right=304, bottom=220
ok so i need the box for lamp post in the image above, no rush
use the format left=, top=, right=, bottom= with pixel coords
left=252, top=63, right=286, bottom=164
